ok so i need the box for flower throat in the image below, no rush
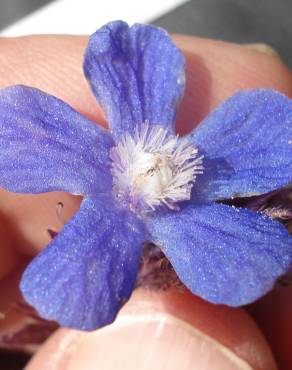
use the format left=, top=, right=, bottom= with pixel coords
left=110, top=123, right=204, bottom=214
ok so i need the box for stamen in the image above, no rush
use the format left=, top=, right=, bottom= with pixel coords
left=110, top=123, right=203, bottom=214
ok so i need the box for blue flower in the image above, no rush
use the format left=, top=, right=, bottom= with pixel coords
left=0, top=21, right=291, bottom=331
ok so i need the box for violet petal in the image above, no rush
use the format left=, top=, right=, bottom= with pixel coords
left=20, top=196, right=147, bottom=331
left=84, top=21, right=185, bottom=140
left=147, top=202, right=292, bottom=306
left=0, top=85, right=114, bottom=196
left=189, top=89, right=292, bottom=201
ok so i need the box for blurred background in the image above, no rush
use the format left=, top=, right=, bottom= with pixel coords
left=0, top=0, right=291, bottom=369
left=0, top=0, right=292, bottom=66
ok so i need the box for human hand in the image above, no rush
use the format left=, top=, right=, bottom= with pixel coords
left=0, top=33, right=291, bottom=370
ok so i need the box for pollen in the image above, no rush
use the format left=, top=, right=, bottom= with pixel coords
left=110, top=123, right=203, bottom=213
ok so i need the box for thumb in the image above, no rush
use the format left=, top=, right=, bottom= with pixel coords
left=25, top=289, right=276, bottom=370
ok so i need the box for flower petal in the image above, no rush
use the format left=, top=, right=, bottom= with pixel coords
left=20, top=196, right=147, bottom=330
left=0, top=85, right=114, bottom=196
left=189, top=89, right=292, bottom=201
left=147, top=202, right=292, bottom=306
left=83, top=21, right=185, bottom=139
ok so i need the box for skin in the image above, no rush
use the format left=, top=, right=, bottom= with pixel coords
left=0, top=34, right=291, bottom=370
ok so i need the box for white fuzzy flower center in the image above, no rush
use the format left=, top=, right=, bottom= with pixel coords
left=110, top=123, right=203, bottom=213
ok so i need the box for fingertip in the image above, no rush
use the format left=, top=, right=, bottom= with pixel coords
left=0, top=35, right=105, bottom=126
left=25, top=289, right=276, bottom=370
left=174, top=35, right=292, bottom=134
left=2, top=34, right=291, bottom=138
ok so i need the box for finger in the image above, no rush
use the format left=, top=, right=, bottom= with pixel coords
left=0, top=35, right=291, bottom=256
left=0, top=261, right=57, bottom=353
left=0, top=190, right=81, bottom=256
left=0, top=222, right=19, bottom=280
left=0, top=36, right=104, bottom=124
left=25, top=289, right=277, bottom=370
left=248, top=284, right=292, bottom=370
left=0, top=263, right=29, bottom=336
left=1, top=35, right=291, bottom=131
left=173, top=36, right=292, bottom=134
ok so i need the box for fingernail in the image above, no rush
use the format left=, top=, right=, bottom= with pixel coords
left=67, top=314, right=252, bottom=370
left=243, top=43, right=280, bottom=57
